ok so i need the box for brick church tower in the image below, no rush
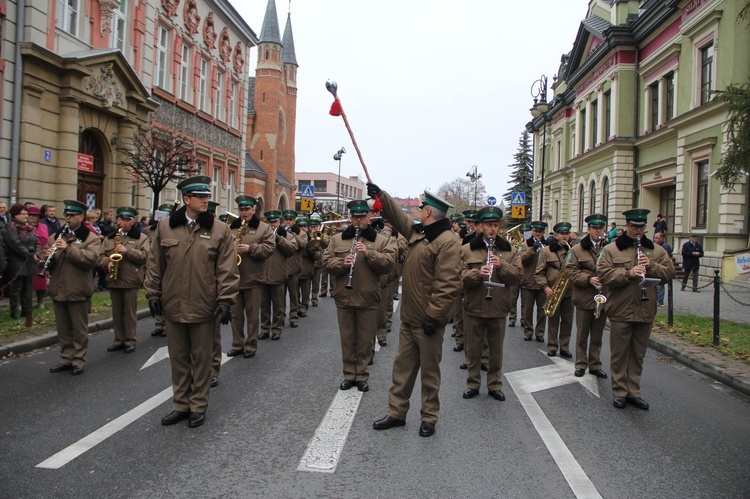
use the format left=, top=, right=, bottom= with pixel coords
left=244, top=0, right=298, bottom=214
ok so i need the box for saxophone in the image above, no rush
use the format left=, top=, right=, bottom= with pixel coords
left=108, top=228, right=124, bottom=281
left=236, top=223, right=247, bottom=266
left=543, top=242, right=572, bottom=317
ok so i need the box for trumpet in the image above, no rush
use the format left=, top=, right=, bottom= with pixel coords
left=38, top=223, right=70, bottom=277
left=108, top=228, right=124, bottom=281
left=345, top=225, right=360, bottom=289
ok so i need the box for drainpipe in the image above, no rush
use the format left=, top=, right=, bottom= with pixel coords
left=632, top=46, right=640, bottom=209
left=9, top=0, right=26, bottom=204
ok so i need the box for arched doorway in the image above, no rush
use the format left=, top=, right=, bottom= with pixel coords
left=78, top=129, right=107, bottom=212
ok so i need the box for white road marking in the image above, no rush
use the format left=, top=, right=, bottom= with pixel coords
left=297, top=389, right=363, bottom=473
left=37, top=355, right=234, bottom=470
left=505, top=352, right=601, bottom=499
left=140, top=346, right=169, bottom=370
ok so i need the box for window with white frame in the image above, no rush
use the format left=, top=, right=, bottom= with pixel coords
left=156, top=25, right=170, bottom=90
left=228, top=81, right=237, bottom=129
left=604, top=91, right=612, bottom=140
left=57, top=0, right=79, bottom=37
left=578, top=184, right=585, bottom=232
left=589, top=180, right=597, bottom=214
left=215, top=71, right=225, bottom=121
left=601, top=177, right=609, bottom=218
left=665, top=73, right=675, bottom=120
left=180, top=44, right=191, bottom=102
left=591, top=100, right=598, bottom=145
left=649, top=81, right=659, bottom=131
left=199, top=59, right=209, bottom=112
left=212, top=166, right=222, bottom=201
left=228, top=171, right=235, bottom=208
left=700, top=43, right=714, bottom=105
left=555, top=138, right=561, bottom=171
left=110, top=1, right=126, bottom=50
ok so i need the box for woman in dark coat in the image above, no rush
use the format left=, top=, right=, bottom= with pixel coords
left=4, top=203, right=41, bottom=318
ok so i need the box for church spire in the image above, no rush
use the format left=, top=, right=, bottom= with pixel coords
left=259, top=0, right=282, bottom=45
left=281, top=13, right=298, bottom=67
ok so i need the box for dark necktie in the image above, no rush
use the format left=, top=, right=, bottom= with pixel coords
left=188, top=221, right=196, bottom=232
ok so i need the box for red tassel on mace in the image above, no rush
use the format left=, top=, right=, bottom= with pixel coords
left=329, top=99, right=343, bottom=117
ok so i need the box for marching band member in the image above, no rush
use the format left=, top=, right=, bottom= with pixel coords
left=46, top=200, right=101, bottom=376
left=144, top=175, right=239, bottom=428
left=297, top=218, right=316, bottom=317
left=535, top=222, right=574, bottom=357
left=520, top=221, right=548, bottom=342
left=598, top=209, right=674, bottom=410
left=260, top=210, right=297, bottom=341
left=323, top=200, right=395, bottom=392
left=369, top=185, right=461, bottom=438
left=460, top=206, right=522, bottom=402
left=228, top=196, right=275, bottom=359
left=282, top=210, right=305, bottom=328
left=100, top=207, right=149, bottom=354
left=566, top=214, right=609, bottom=378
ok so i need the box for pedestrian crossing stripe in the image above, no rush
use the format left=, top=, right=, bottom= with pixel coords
left=511, top=192, right=526, bottom=205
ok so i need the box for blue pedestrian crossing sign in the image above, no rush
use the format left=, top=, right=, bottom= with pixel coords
left=300, top=184, right=315, bottom=198
left=511, top=192, right=526, bottom=205
left=487, top=196, right=497, bottom=206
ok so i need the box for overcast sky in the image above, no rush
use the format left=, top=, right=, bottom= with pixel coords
left=235, top=0, right=589, bottom=201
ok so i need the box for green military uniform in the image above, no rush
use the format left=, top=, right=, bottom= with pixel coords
left=149, top=203, right=174, bottom=338
left=374, top=190, right=461, bottom=431
left=598, top=209, right=675, bottom=409
left=144, top=176, right=239, bottom=424
left=323, top=200, right=396, bottom=389
left=228, top=196, right=275, bottom=357
left=566, top=214, right=609, bottom=377
left=297, top=218, right=317, bottom=316
left=460, top=207, right=523, bottom=399
left=508, top=223, right=532, bottom=328
left=100, top=207, right=149, bottom=353
left=47, top=200, right=101, bottom=375
left=308, top=216, right=327, bottom=305
left=282, top=210, right=305, bottom=328
left=535, top=222, right=574, bottom=357
left=521, top=221, right=548, bottom=341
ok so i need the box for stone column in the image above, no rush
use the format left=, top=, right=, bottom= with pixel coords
left=596, top=88, right=605, bottom=145
left=610, top=75, right=618, bottom=139
left=57, top=97, right=82, bottom=200
left=657, top=77, right=666, bottom=128
left=585, top=99, right=594, bottom=152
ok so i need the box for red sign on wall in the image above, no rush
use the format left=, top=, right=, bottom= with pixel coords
left=77, top=153, right=94, bottom=172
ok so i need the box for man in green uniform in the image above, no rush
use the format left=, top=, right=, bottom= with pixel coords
left=260, top=210, right=297, bottom=340
left=309, top=216, right=326, bottom=306
left=46, top=200, right=101, bottom=376
left=101, top=207, right=149, bottom=354
left=566, top=214, right=609, bottom=378
left=369, top=185, right=462, bottom=438
left=145, top=175, right=239, bottom=428
left=282, top=209, right=305, bottom=328
left=521, top=221, right=548, bottom=342
left=228, top=195, right=275, bottom=359
left=460, top=206, right=523, bottom=401
left=598, top=209, right=674, bottom=410
left=323, top=200, right=395, bottom=392
left=535, top=222, right=574, bottom=357
left=297, top=218, right=316, bottom=317
left=148, top=203, right=174, bottom=338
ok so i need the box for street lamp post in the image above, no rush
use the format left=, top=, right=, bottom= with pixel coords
left=466, top=165, right=482, bottom=209
left=333, top=147, right=346, bottom=214
left=530, top=75, right=549, bottom=222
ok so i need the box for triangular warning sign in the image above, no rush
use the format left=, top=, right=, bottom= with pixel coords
left=512, top=192, right=525, bottom=205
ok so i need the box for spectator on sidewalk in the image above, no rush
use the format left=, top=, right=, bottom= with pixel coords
left=654, top=232, right=673, bottom=305
left=681, top=234, right=704, bottom=292
left=606, top=221, right=618, bottom=243
left=27, top=206, right=49, bottom=309
left=0, top=201, right=9, bottom=224
left=41, top=204, right=61, bottom=235
left=4, top=204, right=41, bottom=319
left=653, top=214, right=667, bottom=235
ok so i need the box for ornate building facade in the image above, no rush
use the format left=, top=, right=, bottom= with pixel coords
left=244, top=0, right=297, bottom=214
left=527, top=0, right=750, bottom=279
left=0, top=0, right=257, bottom=215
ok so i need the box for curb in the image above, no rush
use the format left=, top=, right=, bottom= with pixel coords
left=0, top=308, right=152, bottom=358
left=648, top=336, right=750, bottom=398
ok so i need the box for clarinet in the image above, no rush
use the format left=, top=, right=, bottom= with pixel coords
left=484, top=237, right=498, bottom=300
left=593, top=233, right=607, bottom=318
left=635, top=235, right=649, bottom=301
left=345, top=226, right=360, bottom=289
left=38, top=223, right=70, bottom=277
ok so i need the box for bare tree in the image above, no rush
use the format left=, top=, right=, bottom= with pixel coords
left=117, top=120, right=197, bottom=216
left=437, top=177, right=487, bottom=214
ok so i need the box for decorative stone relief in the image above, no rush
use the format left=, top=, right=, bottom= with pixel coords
left=184, top=0, right=200, bottom=35
left=99, top=0, right=121, bottom=35
left=203, top=12, right=217, bottom=50
left=162, top=0, right=180, bottom=17
left=84, top=63, right=124, bottom=109
left=219, top=28, right=232, bottom=63
left=232, top=42, right=244, bottom=75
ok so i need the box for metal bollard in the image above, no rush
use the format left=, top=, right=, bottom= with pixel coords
left=713, top=269, right=720, bottom=347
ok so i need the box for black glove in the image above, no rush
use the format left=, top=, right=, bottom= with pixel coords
left=213, top=302, right=232, bottom=325
left=291, top=225, right=300, bottom=235
left=366, top=183, right=381, bottom=198
left=148, top=299, right=163, bottom=318
left=422, top=316, right=439, bottom=336
left=276, top=225, right=287, bottom=238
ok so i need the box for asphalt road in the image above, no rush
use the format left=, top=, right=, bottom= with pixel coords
left=1, top=295, right=749, bottom=498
